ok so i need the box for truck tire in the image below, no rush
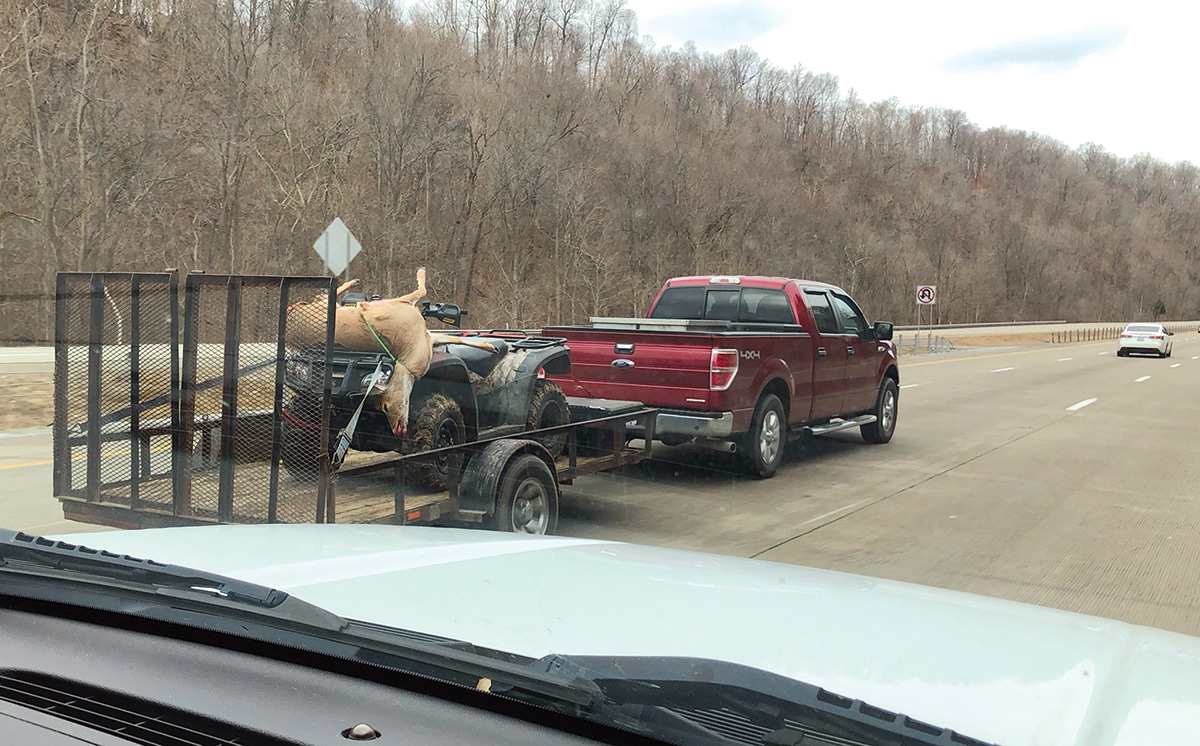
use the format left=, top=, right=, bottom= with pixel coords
left=861, top=378, right=898, bottom=444
left=492, top=454, right=559, bottom=535
left=737, top=393, right=786, bottom=479
left=526, top=380, right=569, bottom=459
left=403, top=393, right=466, bottom=491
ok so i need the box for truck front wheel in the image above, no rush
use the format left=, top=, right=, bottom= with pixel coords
left=737, top=393, right=786, bottom=479
left=861, top=378, right=898, bottom=444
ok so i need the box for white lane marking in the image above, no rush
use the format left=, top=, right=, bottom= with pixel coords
left=899, top=384, right=919, bottom=389
left=0, top=427, right=50, bottom=439
left=1135, top=376, right=1151, bottom=383
left=1066, top=398, right=1097, bottom=411
left=1192, top=356, right=1199, bottom=360
left=1171, top=363, right=1181, bottom=368
left=1058, top=357, right=1072, bottom=361
left=1099, top=351, right=1109, bottom=355
left=992, top=367, right=1015, bottom=373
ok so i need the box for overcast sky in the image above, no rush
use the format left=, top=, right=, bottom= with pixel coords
left=622, top=0, right=1200, bottom=165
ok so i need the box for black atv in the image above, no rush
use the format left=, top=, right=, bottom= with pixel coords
left=279, top=293, right=571, bottom=491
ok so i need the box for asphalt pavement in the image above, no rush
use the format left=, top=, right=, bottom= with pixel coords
left=554, top=334, right=1200, bottom=636
left=3, top=334, right=1200, bottom=634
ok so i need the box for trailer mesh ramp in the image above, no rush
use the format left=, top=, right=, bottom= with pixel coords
left=54, top=273, right=178, bottom=511
left=55, top=274, right=337, bottom=527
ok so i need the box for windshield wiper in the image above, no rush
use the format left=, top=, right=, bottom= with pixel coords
left=0, top=529, right=344, bottom=630
left=529, top=654, right=998, bottom=746
left=0, top=531, right=607, bottom=719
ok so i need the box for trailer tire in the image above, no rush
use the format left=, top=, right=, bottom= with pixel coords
left=736, top=393, right=786, bottom=479
left=403, top=393, right=466, bottom=491
left=492, top=454, right=559, bottom=535
left=861, top=378, right=898, bottom=444
left=526, top=380, right=569, bottom=459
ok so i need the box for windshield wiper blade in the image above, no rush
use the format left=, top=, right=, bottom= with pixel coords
left=531, top=655, right=997, bottom=746
left=0, top=530, right=344, bottom=630
left=0, top=532, right=608, bottom=719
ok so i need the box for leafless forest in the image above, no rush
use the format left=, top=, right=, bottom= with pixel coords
left=2, top=0, right=1198, bottom=343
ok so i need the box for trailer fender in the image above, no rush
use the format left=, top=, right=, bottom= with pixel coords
left=458, top=438, right=557, bottom=516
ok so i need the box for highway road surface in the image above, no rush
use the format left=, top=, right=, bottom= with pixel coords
left=2, top=333, right=1200, bottom=637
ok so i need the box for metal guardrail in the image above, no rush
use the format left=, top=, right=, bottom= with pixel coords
left=895, top=334, right=955, bottom=356
left=894, top=320, right=1067, bottom=331
left=1049, top=324, right=1196, bottom=343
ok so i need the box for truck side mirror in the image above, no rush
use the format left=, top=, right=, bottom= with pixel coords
left=872, top=321, right=894, bottom=341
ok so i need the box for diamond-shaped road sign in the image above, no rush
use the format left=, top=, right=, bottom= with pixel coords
left=313, top=218, right=361, bottom=276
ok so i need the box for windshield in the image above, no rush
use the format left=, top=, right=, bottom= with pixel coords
left=2, top=2, right=1198, bottom=745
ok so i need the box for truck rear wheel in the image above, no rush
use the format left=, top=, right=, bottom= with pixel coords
left=737, top=393, right=786, bottom=479
left=403, top=393, right=466, bottom=491
left=492, top=454, right=559, bottom=535
left=526, top=380, right=569, bottom=459
left=861, top=378, right=898, bottom=444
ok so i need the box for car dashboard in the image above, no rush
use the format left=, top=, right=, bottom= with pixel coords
left=0, top=607, right=629, bottom=746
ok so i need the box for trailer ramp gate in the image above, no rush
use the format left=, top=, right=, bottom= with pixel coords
left=54, top=273, right=337, bottom=528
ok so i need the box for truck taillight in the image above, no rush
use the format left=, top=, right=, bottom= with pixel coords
left=710, top=348, right=739, bottom=391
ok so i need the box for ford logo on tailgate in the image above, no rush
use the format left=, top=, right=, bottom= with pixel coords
left=612, top=359, right=635, bottom=369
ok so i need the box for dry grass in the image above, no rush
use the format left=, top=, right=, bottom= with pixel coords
left=0, top=374, right=54, bottom=430
left=946, top=332, right=1054, bottom=347
left=0, top=368, right=280, bottom=432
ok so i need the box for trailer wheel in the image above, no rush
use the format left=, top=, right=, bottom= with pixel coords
left=492, top=454, right=559, bottom=535
left=403, top=393, right=466, bottom=491
left=526, top=380, right=569, bottom=459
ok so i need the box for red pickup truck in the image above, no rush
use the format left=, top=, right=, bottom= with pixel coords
left=543, top=275, right=899, bottom=478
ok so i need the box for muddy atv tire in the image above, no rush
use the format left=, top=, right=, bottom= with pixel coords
left=280, top=395, right=333, bottom=480
left=403, top=393, right=466, bottom=491
left=526, top=380, right=569, bottom=459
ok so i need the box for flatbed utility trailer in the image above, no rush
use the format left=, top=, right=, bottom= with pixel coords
left=52, top=272, right=657, bottom=534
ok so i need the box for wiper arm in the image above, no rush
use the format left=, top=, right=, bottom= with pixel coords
left=0, top=532, right=607, bottom=719
left=531, top=655, right=997, bottom=746
left=0, top=529, right=345, bottom=631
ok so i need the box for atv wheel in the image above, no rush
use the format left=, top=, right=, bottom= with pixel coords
left=403, top=393, right=466, bottom=491
left=280, top=394, right=332, bottom=480
left=526, top=380, right=569, bottom=459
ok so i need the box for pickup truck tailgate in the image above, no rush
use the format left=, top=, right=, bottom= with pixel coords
left=543, top=327, right=714, bottom=409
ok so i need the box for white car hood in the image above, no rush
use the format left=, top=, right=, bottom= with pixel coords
left=50, top=523, right=1200, bottom=746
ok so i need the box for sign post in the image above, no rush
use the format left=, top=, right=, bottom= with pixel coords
left=313, top=218, right=362, bottom=280
left=916, top=285, right=937, bottom=354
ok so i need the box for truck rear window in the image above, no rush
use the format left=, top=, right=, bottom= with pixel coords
left=651, top=287, right=796, bottom=324
left=651, top=286, right=706, bottom=319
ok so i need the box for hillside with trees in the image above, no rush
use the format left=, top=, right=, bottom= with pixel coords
left=2, top=0, right=1198, bottom=342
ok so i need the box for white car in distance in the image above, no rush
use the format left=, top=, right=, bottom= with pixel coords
left=1117, top=323, right=1174, bottom=357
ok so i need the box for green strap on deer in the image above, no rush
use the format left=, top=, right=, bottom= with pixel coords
left=358, top=307, right=398, bottom=363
